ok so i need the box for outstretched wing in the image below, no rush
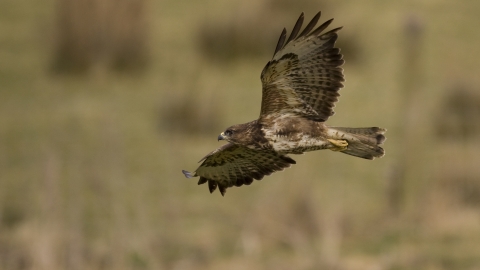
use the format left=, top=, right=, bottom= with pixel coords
left=259, top=12, right=344, bottom=122
left=182, top=143, right=296, bottom=196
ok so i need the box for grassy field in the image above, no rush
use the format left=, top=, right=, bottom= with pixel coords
left=2, top=0, right=480, bottom=269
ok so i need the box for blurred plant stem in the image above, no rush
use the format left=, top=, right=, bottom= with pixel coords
left=387, top=14, right=425, bottom=216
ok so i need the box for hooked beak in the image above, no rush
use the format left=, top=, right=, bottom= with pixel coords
left=218, top=133, right=225, bottom=141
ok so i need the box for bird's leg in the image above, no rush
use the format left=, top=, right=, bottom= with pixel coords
left=327, top=139, right=348, bottom=151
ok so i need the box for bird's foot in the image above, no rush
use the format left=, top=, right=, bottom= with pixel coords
left=327, top=139, right=348, bottom=151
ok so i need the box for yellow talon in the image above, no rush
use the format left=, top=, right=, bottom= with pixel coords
left=327, top=139, right=348, bottom=151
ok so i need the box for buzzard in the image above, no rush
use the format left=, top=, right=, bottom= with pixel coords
left=183, top=12, right=386, bottom=196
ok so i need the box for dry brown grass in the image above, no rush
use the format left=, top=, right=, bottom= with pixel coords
left=1, top=0, right=480, bottom=269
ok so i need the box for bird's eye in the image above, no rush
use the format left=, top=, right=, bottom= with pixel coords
left=225, top=129, right=233, bottom=136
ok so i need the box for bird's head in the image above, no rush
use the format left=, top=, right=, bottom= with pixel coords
left=218, top=124, right=245, bottom=144
left=218, top=127, right=235, bottom=142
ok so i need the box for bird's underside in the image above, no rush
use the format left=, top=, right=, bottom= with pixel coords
left=182, top=11, right=386, bottom=196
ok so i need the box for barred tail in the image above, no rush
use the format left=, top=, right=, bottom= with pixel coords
left=328, top=127, right=386, bottom=160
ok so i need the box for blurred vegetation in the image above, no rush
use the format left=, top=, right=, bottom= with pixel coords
left=52, top=0, right=149, bottom=73
left=1, top=0, right=480, bottom=269
left=435, top=83, right=480, bottom=141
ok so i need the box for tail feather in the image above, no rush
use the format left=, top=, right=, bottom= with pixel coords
left=328, top=127, right=386, bottom=160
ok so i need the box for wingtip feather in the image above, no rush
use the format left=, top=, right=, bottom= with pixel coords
left=285, top=12, right=304, bottom=45
left=218, top=185, right=227, bottom=196
left=282, top=156, right=296, bottom=164
left=208, top=180, right=217, bottom=194
left=273, top=28, right=287, bottom=57
left=311, top=18, right=334, bottom=36
left=322, top=26, right=343, bottom=37
left=198, top=177, right=208, bottom=185
left=182, top=170, right=194, bottom=178
left=298, top=11, right=321, bottom=38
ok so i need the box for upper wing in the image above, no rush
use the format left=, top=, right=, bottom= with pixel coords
left=182, top=143, right=296, bottom=196
left=259, top=12, right=345, bottom=122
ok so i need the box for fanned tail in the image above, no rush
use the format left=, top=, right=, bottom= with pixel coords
left=328, top=127, right=386, bottom=160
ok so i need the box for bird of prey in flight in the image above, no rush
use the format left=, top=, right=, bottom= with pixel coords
left=183, top=12, right=386, bottom=196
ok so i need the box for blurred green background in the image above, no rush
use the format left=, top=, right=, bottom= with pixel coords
left=2, top=0, right=480, bottom=269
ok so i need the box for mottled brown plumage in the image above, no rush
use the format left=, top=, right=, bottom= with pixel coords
left=183, top=12, right=386, bottom=196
